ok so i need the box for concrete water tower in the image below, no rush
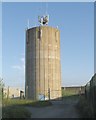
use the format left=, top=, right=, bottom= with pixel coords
left=25, top=15, right=62, bottom=100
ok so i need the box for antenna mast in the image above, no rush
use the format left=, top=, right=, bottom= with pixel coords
left=27, top=19, right=29, bottom=29
left=45, top=2, right=48, bottom=15
left=38, top=1, right=49, bottom=26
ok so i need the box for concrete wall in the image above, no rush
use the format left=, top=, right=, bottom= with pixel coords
left=62, top=86, right=85, bottom=96
left=3, top=87, right=24, bottom=98
left=25, top=26, right=61, bottom=100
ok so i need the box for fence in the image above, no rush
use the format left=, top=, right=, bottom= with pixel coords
left=3, top=87, right=24, bottom=99
left=38, top=90, right=62, bottom=101
left=85, top=73, right=96, bottom=117
left=62, top=86, right=85, bottom=97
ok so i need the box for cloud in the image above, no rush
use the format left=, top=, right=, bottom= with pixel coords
left=12, top=57, right=25, bottom=74
left=20, top=57, right=25, bottom=73
left=12, top=65, right=22, bottom=70
left=20, top=58, right=25, bottom=63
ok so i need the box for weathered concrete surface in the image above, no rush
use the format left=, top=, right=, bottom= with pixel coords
left=26, top=97, right=80, bottom=118
left=25, top=26, right=62, bottom=100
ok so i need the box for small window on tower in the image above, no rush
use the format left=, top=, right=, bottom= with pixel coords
left=38, top=28, right=42, bottom=40
left=27, top=31, right=29, bottom=44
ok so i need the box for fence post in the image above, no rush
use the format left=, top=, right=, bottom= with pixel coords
left=2, top=87, right=3, bottom=100
left=48, top=88, right=50, bottom=101
left=26, top=85, right=28, bottom=99
left=7, top=86, right=9, bottom=99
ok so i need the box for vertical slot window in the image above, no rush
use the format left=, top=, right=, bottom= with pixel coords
left=27, top=30, right=29, bottom=44
left=38, top=28, right=42, bottom=40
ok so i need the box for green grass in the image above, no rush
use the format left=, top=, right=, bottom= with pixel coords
left=3, top=106, right=31, bottom=118
left=3, top=99, right=52, bottom=107
left=2, top=88, right=79, bottom=118
left=3, top=99, right=33, bottom=106
left=0, top=94, right=2, bottom=100
left=2, top=99, right=32, bottom=118
left=2, top=98, right=52, bottom=118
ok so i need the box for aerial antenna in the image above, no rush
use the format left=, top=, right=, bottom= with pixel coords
left=27, top=19, right=29, bottom=29
left=45, top=2, right=48, bottom=15
left=56, top=26, right=58, bottom=29
left=38, top=15, right=49, bottom=26
left=38, top=1, right=49, bottom=26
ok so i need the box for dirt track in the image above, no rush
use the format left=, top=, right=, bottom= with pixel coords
left=26, top=96, right=81, bottom=118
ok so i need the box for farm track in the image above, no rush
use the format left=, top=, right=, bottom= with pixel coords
left=26, top=95, right=81, bottom=118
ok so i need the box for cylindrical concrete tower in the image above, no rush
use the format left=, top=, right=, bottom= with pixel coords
left=25, top=26, right=61, bottom=100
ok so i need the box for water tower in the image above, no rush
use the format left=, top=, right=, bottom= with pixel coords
left=25, top=15, right=62, bottom=100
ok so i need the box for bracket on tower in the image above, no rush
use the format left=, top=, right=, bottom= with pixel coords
left=38, top=15, right=49, bottom=26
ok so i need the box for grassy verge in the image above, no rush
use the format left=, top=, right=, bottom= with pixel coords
left=2, top=99, right=32, bottom=118
left=3, top=99, right=52, bottom=107
left=2, top=106, right=31, bottom=118
left=2, top=99, right=52, bottom=118
left=76, top=95, right=93, bottom=118
left=3, top=99, right=33, bottom=106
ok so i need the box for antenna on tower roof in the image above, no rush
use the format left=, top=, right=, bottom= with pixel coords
left=27, top=19, right=29, bottom=29
left=38, top=15, right=49, bottom=26
left=38, top=1, right=49, bottom=26
left=45, top=2, right=48, bottom=15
